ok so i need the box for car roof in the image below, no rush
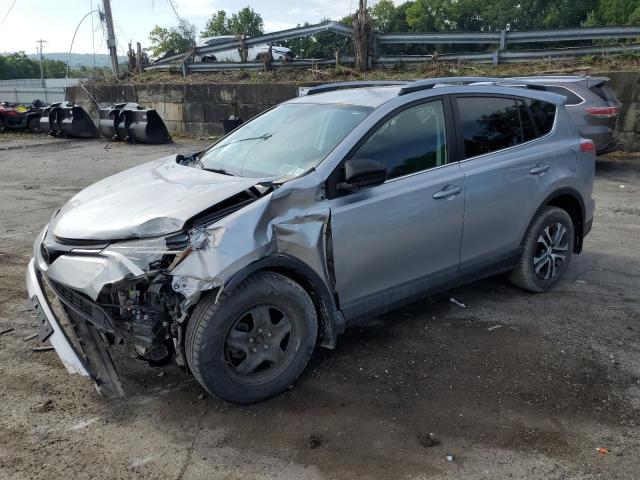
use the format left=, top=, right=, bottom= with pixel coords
left=513, top=75, right=609, bottom=84
left=287, top=83, right=567, bottom=108
left=287, top=86, right=403, bottom=108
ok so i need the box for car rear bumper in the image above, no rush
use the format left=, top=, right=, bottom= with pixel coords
left=26, top=258, right=90, bottom=376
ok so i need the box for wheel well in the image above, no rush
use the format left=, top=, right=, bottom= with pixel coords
left=264, top=266, right=337, bottom=348
left=546, top=193, right=584, bottom=253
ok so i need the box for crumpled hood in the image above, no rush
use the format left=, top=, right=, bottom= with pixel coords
left=52, top=155, right=263, bottom=241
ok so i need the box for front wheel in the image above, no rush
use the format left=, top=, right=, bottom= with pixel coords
left=185, top=272, right=317, bottom=404
left=509, top=206, right=574, bottom=292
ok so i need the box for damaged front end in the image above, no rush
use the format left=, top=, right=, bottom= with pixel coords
left=27, top=178, right=278, bottom=398
left=26, top=146, right=343, bottom=399
left=27, top=227, right=211, bottom=398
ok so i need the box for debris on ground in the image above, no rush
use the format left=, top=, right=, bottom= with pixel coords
left=32, top=346, right=54, bottom=352
left=449, top=298, right=466, bottom=308
left=306, top=434, right=322, bottom=449
left=577, top=280, right=587, bottom=284
left=446, top=454, right=454, bottom=462
left=22, top=333, right=38, bottom=341
left=487, top=325, right=503, bottom=332
left=32, top=399, right=54, bottom=413
left=417, top=433, right=441, bottom=448
left=597, top=447, right=610, bottom=455
left=0, top=327, right=15, bottom=336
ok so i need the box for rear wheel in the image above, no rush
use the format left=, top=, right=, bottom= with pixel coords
left=186, top=272, right=317, bottom=404
left=27, top=116, right=41, bottom=132
left=509, top=206, right=574, bottom=292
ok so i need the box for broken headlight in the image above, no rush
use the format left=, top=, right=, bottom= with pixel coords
left=101, top=233, right=191, bottom=273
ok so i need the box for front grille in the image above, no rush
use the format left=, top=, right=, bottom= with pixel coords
left=47, top=280, right=115, bottom=333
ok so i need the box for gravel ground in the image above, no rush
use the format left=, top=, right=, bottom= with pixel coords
left=0, top=133, right=639, bottom=480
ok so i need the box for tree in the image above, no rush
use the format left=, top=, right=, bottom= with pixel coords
left=201, top=10, right=231, bottom=37
left=229, top=7, right=264, bottom=38
left=405, top=0, right=452, bottom=32
left=148, top=18, right=196, bottom=59
left=371, top=0, right=398, bottom=32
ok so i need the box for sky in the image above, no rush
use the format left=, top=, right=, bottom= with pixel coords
left=0, top=0, right=372, bottom=56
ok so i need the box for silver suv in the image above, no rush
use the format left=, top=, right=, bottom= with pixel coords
left=26, top=77, right=595, bottom=404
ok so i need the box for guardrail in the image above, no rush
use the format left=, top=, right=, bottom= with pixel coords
left=148, top=22, right=640, bottom=73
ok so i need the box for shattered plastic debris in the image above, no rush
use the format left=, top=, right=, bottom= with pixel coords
left=449, top=297, right=466, bottom=308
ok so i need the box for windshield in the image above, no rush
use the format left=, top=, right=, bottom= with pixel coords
left=198, top=103, right=373, bottom=178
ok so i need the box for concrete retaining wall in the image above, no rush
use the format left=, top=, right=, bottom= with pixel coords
left=67, top=83, right=300, bottom=137
left=68, top=73, right=640, bottom=150
left=602, top=71, right=640, bottom=151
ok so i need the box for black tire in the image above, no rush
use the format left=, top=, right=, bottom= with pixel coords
left=27, top=116, right=41, bottom=132
left=185, top=271, right=317, bottom=404
left=509, top=206, right=574, bottom=293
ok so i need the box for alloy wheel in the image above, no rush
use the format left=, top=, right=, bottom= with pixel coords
left=533, top=222, right=569, bottom=280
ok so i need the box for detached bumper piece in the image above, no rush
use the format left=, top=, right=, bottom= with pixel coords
left=99, top=103, right=172, bottom=144
left=40, top=102, right=99, bottom=139
left=26, top=259, right=125, bottom=398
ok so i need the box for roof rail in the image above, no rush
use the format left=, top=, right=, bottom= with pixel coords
left=300, top=80, right=410, bottom=96
left=398, top=76, right=547, bottom=95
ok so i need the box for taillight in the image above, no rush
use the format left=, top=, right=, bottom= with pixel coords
left=580, top=139, right=595, bottom=153
left=585, top=106, right=619, bottom=118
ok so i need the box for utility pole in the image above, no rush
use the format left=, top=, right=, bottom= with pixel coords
left=102, top=0, right=119, bottom=75
left=36, top=39, right=47, bottom=88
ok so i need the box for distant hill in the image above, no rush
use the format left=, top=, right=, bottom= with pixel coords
left=27, top=52, right=112, bottom=68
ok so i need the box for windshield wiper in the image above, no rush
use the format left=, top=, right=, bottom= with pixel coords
left=205, top=167, right=234, bottom=176
left=206, top=132, right=274, bottom=153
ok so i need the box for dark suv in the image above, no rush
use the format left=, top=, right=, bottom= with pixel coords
left=27, top=77, right=595, bottom=404
left=514, top=76, right=620, bottom=154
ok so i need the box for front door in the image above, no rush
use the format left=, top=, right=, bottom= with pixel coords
left=328, top=98, right=465, bottom=319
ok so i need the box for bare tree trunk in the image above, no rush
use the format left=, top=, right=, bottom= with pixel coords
left=136, top=42, right=143, bottom=74
left=352, top=0, right=370, bottom=72
left=237, top=35, right=248, bottom=63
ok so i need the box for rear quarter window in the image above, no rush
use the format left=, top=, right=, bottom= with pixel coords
left=525, top=99, right=556, bottom=136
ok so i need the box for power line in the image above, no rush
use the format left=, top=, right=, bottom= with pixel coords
left=0, top=0, right=18, bottom=27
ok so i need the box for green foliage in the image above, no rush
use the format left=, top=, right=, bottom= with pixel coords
left=148, top=19, right=196, bottom=59
left=282, top=17, right=353, bottom=59
left=202, top=10, right=230, bottom=36
left=0, top=52, right=39, bottom=80
left=0, top=52, right=114, bottom=80
left=201, top=7, right=264, bottom=39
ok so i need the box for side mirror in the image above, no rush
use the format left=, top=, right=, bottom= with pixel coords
left=338, top=157, right=387, bottom=192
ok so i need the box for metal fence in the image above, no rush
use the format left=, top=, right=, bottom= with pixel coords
left=0, top=86, right=66, bottom=104
left=148, top=22, right=640, bottom=74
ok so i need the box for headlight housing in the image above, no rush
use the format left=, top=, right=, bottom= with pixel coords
left=100, top=233, right=190, bottom=273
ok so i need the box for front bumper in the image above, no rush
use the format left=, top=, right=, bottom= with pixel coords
left=26, top=258, right=125, bottom=398
left=26, top=258, right=89, bottom=376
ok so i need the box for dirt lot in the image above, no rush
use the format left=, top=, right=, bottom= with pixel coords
left=0, top=133, right=639, bottom=480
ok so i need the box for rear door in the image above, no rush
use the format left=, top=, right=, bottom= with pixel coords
left=329, top=97, right=465, bottom=317
left=453, top=94, right=559, bottom=275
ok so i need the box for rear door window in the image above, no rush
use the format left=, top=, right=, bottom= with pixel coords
left=456, top=97, right=522, bottom=158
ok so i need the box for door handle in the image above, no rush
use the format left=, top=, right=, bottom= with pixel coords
left=433, top=185, right=462, bottom=199
left=529, top=164, right=550, bottom=175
